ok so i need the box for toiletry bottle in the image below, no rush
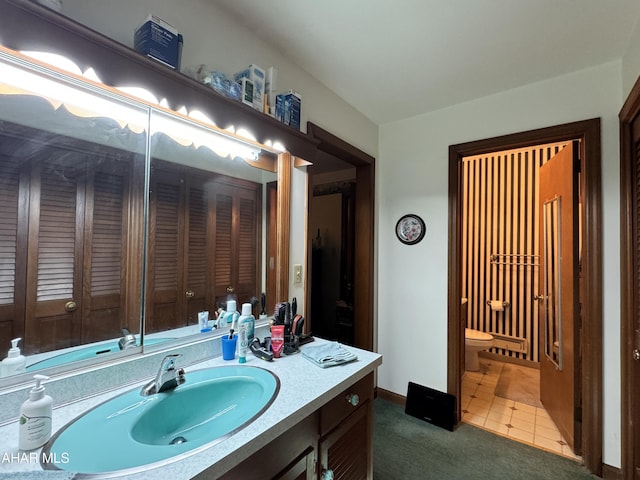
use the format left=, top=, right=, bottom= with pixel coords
left=225, top=299, right=239, bottom=326
left=1, top=338, right=26, bottom=377
left=19, top=374, right=53, bottom=450
left=237, top=303, right=254, bottom=364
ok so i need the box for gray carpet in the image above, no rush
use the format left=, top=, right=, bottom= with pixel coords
left=373, top=398, right=598, bottom=480
left=494, top=364, right=543, bottom=408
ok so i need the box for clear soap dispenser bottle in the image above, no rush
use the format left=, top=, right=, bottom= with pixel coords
left=19, top=374, right=53, bottom=450
left=0, top=338, right=26, bottom=377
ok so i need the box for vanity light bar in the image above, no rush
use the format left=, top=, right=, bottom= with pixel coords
left=0, top=45, right=282, bottom=166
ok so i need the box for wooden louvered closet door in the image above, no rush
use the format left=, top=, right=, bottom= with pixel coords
left=211, top=180, right=260, bottom=308
left=146, top=171, right=211, bottom=332
left=24, top=152, right=130, bottom=354
left=148, top=165, right=261, bottom=332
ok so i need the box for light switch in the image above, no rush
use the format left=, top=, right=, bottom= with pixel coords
left=293, top=264, right=302, bottom=284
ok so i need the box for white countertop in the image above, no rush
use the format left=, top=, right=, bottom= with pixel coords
left=0, top=339, right=382, bottom=479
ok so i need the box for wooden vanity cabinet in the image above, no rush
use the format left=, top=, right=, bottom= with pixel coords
left=209, top=372, right=374, bottom=480
left=318, top=373, right=374, bottom=480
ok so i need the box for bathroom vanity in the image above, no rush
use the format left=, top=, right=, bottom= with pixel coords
left=0, top=338, right=381, bottom=479
left=0, top=4, right=382, bottom=478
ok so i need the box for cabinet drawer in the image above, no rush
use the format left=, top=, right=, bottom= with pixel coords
left=320, top=372, right=373, bottom=436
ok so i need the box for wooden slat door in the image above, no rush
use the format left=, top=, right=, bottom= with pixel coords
left=26, top=154, right=84, bottom=354
left=81, top=160, right=130, bottom=343
left=211, top=180, right=261, bottom=308
left=147, top=169, right=186, bottom=333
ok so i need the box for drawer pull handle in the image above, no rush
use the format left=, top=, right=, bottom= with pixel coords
left=346, top=393, right=360, bottom=407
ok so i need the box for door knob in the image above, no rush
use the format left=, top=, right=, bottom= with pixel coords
left=633, top=349, right=640, bottom=361
left=65, top=301, right=77, bottom=312
left=185, top=290, right=195, bottom=299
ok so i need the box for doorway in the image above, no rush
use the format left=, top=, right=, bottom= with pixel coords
left=306, top=123, right=375, bottom=351
left=458, top=140, right=580, bottom=454
left=447, top=119, right=603, bottom=476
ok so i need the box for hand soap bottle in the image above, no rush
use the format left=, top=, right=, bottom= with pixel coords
left=0, top=338, right=26, bottom=377
left=237, top=302, right=255, bottom=363
left=19, top=374, right=53, bottom=450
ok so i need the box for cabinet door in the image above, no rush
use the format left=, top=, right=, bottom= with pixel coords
left=273, top=447, right=315, bottom=480
left=319, top=401, right=371, bottom=480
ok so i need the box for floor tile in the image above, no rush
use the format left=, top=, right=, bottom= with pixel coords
left=461, top=358, right=579, bottom=461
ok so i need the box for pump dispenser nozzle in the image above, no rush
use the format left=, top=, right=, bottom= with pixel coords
left=30, top=374, right=49, bottom=401
left=8, top=338, right=21, bottom=357
left=1, top=337, right=26, bottom=377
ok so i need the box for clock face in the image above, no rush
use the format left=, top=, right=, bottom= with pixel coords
left=395, top=214, right=425, bottom=245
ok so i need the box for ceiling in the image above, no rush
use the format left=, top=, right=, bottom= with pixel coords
left=213, top=0, right=640, bottom=125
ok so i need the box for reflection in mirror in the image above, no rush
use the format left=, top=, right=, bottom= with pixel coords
left=144, top=111, right=277, bottom=344
left=542, top=196, right=562, bottom=369
left=0, top=51, right=148, bottom=379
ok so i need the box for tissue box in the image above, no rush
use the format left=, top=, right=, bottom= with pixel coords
left=275, top=90, right=302, bottom=130
left=234, top=64, right=266, bottom=111
left=134, top=15, right=183, bottom=70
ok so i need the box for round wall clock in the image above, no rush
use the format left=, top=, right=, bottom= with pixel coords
left=395, top=214, right=425, bottom=245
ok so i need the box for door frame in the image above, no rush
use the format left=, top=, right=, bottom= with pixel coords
left=447, top=118, right=602, bottom=475
left=620, top=74, right=640, bottom=479
left=306, top=123, right=375, bottom=351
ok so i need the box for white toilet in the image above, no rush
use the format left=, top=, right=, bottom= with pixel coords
left=465, top=328, right=494, bottom=372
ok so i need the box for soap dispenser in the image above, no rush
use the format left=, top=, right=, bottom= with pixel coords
left=0, top=338, right=26, bottom=377
left=19, top=374, right=53, bottom=451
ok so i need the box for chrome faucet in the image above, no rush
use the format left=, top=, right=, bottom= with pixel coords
left=140, top=354, right=186, bottom=396
left=118, top=328, right=137, bottom=350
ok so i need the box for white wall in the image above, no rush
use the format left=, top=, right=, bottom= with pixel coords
left=60, top=0, right=378, bottom=158
left=622, top=15, right=640, bottom=98
left=377, top=61, right=622, bottom=467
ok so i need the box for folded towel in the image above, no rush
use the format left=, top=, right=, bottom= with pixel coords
left=301, top=341, right=357, bottom=368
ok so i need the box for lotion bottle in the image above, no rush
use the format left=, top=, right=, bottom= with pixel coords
left=1, top=338, right=26, bottom=377
left=19, top=374, right=52, bottom=450
left=237, top=303, right=255, bottom=363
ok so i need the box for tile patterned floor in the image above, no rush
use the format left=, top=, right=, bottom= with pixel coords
left=461, top=358, right=581, bottom=461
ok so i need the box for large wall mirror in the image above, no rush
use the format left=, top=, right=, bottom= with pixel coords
left=0, top=47, right=282, bottom=384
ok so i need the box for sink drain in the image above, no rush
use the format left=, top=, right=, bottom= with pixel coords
left=169, top=436, right=187, bottom=445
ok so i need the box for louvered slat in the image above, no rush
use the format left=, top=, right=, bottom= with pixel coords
left=188, top=187, right=208, bottom=290
left=0, top=157, right=19, bottom=305
left=214, top=193, right=233, bottom=285
left=91, top=171, right=124, bottom=295
left=154, top=182, right=180, bottom=290
left=238, top=196, right=256, bottom=283
left=37, top=162, right=77, bottom=301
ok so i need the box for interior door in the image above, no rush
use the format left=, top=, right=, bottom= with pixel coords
left=628, top=110, right=640, bottom=478
left=538, top=141, right=580, bottom=453
left=26, top=153, right=85, bottom=354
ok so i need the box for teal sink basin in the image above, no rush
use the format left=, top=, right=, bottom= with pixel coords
left=42, top=365, right=279, bottom=475
left=27, top=337, right=174, bottom=371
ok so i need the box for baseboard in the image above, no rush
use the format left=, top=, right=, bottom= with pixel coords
left=602, top=463, right=622, bottom=479
left=377, top=387, right=406, bottom=407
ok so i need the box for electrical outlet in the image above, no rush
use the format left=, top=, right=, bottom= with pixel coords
left=293, top=264, right=302, bottom=284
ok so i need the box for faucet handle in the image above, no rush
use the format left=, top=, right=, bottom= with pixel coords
left=160, top=354, right=182, bottom=371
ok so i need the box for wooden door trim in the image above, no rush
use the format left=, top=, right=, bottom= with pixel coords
left=619, top=74, right=640, bottom=480
left=306, top=123, right=375, bottom=351
left=276, top=152, right=292, bottom=303
left=447, top=118, right=602, bottom=475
